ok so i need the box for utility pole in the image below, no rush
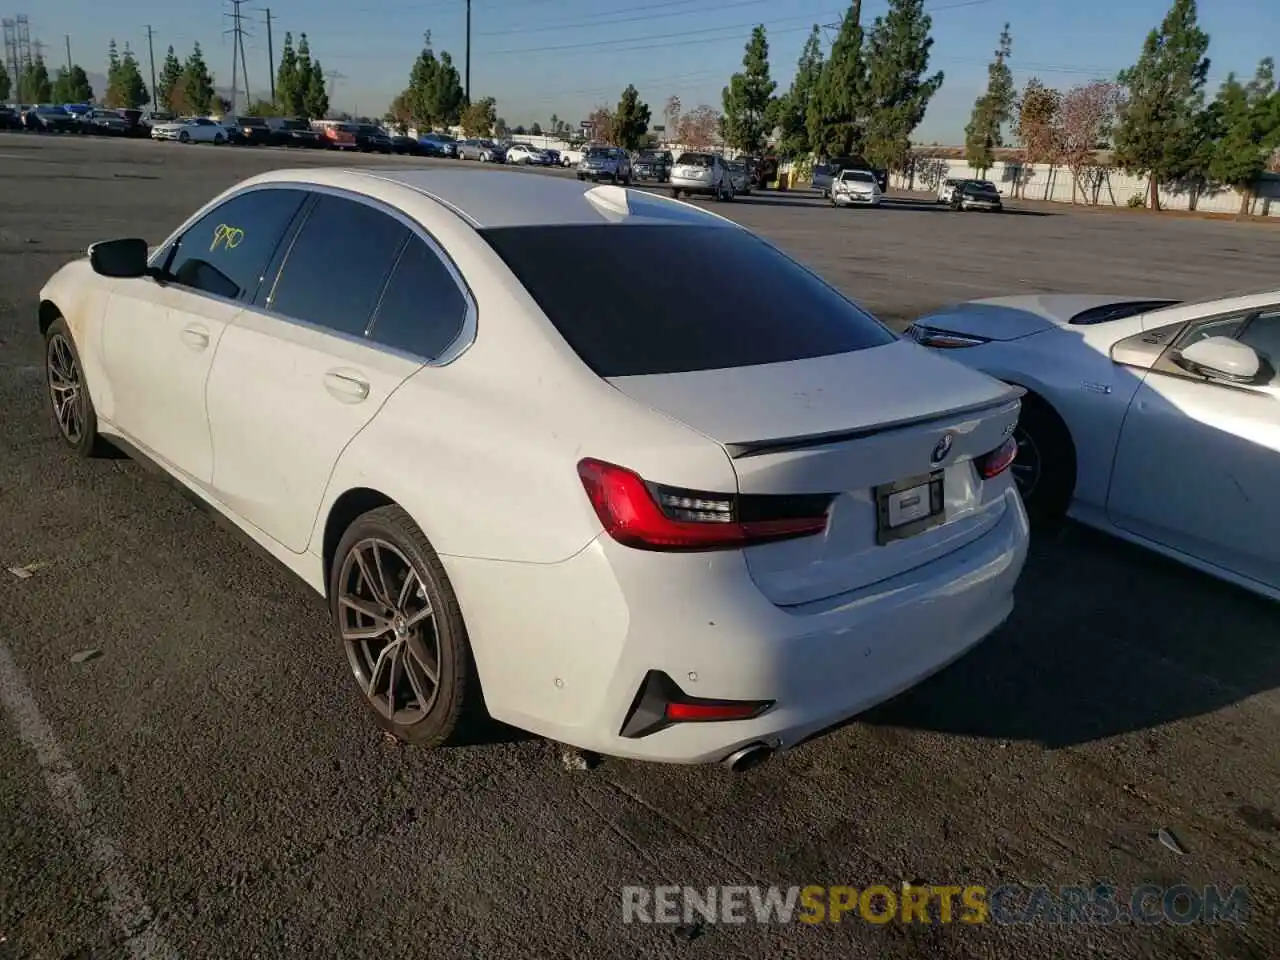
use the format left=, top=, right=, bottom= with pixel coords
left=145, top=25, right=157, bottom=107
left=32, top=37, right=46, bottom=64
left=262, top=7, right=276, bottom=104
left=64, top=35, right=71, bottom=71
left=465, top=0, right=471, bottom=102
left=325, top=69, right=344, bottom=107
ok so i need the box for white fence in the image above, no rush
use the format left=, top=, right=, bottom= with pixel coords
left=892, top=156, right=1280, bottom=217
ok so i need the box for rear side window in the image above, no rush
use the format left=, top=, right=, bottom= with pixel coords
left=481, top=224, right=895, bottom=377
left=165, top=188, right=307, bottom=302
left=269, top=194, right=409, bottom=337
left=366, top=237, right=469, bottom=359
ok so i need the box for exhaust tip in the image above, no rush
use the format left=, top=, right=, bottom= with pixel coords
left=723, top=742, right=774, bottom=773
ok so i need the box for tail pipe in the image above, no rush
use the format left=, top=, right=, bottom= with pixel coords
left=722, top=742, right=775, bottom=773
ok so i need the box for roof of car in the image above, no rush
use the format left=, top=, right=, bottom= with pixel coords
left=251, top=167, right=742, bottom=230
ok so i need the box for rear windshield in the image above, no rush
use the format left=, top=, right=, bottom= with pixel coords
left=676, top=153, right=713, bottom=167
left=585, top=147, right=615, bottom=157
left=283, top=119, right=310, bottom=130
left=480, top=225, right=894, bottom=377
left=241, top=116, right=267, bottom=126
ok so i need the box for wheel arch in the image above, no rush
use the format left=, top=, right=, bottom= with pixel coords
left=322, top=487, right=396, bottom=595
left=1003, top=378, right=1079, bottom=496
left=38, top=299, right=62, bottom=335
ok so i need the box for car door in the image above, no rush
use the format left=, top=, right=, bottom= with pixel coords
left=99, top=186, right=309, bottom=483
left=204, top=190, right=428, bottom=552
left=1107, top=305, right=1280, bottom=590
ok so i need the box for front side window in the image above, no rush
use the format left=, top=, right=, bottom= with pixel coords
left=268, top=194, right=409, bottom=337
left=164, top=188, right=308, bottom=302
left=366, top=238, right=469, bottom=359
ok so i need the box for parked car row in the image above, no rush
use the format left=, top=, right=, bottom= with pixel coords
left=2, top=103, right=153, bottom=137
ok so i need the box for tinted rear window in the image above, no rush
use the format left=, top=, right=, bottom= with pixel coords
left=676, top=153, right=713, bottom=167
left=480, top=225, right=894, bottom=377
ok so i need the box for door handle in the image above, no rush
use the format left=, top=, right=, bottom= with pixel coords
left=181, top=325, right=210, bottom=351
left=323, top=370, right=370, bottom=403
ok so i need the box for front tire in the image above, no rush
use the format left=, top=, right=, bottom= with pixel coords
left=214, top=133, right=225, bottom=145
left=178, top=131, right=190, bottom=143
left=45, top=316, right=110, bottom=458
left=329, top=505, right=480, bottom=747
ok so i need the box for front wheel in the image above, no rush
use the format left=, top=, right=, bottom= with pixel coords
left=213, top=133, right=225, bottom=145
left=178, top=131, right=190, bottom=143
left=45, top=317, right=111, bottom=458
left=1011, top=396, right=1075, bottom=528
left=330, top=505, right=481, bottom=746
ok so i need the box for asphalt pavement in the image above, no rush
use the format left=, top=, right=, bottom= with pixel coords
left=2, top=133, right=1279, bottom=960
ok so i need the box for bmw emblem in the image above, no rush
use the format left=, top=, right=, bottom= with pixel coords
left=931, top=433, right=954, bottom=464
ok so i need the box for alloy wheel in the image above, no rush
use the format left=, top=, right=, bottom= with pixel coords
left=47, top=334, right=85, bottom=444
left=1011, top=426, right=1041, bottom=502
left=336, top=538, right=442, bottom=724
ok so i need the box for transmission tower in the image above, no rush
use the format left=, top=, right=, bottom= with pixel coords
left=223, top=0, right=253, bottom=112
left=15, top=14, right=31, bottom=70
left=325, top=69, right=344, bottom=103
left=2, top=20, right=17, bottom=88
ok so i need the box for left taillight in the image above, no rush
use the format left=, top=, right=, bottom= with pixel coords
left=975, top=436, right=1018, bottom=479
left=576, top=458, right=832, bottom=552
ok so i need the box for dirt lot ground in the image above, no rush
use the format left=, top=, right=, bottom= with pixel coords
left=1, top=134, right=1278, bottom=960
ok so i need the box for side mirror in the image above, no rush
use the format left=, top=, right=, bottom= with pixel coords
left=88, top=238, right=150, bottom=279
left=1176, top=336, right=1262, bottom=382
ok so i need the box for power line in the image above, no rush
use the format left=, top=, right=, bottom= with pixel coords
left=475, top=0, right=782, bottom=38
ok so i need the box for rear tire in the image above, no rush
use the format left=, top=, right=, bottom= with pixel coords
left=329, top=505, right=482, bottom=747
left=1013, top=394, right=1075, bottom=529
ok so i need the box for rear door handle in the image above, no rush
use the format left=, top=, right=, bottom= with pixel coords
left=323, top=370, right=370, bottom=403
left=181, top=325, right=210, bottom=351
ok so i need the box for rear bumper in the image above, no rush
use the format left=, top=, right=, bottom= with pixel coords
left=446, top=486, right=1029, bottom=764
left=670, top=177, right=715, bottom=193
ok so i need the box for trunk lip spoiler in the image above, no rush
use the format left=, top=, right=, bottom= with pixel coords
left=724, top=384, right=1026, bottom=459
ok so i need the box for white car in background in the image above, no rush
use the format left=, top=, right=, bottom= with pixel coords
left=830, top=169, right=882, bottom=207
left=506, top=143, right=550, bottom=165
left=670, top=152, right=735, bottom=201
left=558, top=147, right=584, bottom=167
left=37, top=169, right=1027, bottom=769
left=906, top=291, right=1280, bottom=600
left=150, top=116, right=227, bottom=144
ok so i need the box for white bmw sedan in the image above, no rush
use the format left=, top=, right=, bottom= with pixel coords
left=906, top=292, right=1280, bottom=601
left=37, top=169, right=1028, bottom=768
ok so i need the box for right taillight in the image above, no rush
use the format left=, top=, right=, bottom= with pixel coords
left=976, top=436, right=1018, bottom=479
left=577, top=458, right=832, bottom=552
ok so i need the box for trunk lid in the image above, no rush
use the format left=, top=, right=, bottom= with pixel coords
left=608, top=340, right=1022, bottom=606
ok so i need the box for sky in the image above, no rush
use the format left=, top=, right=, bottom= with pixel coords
left=21, top=0, right=1280, bottom=142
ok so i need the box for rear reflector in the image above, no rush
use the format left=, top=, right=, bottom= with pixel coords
left=619, top=670, right=774, bottom=738
left=976, top=436, right=1018, bottom=479
left=577, top=458, right=831, bottom=551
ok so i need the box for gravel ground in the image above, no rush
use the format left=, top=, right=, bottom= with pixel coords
left=1, top=133, right=1278, bottom=960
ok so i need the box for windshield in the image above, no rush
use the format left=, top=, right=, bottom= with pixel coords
left=283, top=119, right=309, bottom=130
left=840, top=171, right=876, bottom=183
left=585, top=147, right=615, bottom=158
left=965, top=183, right=997, bottom=194
left=480, top=224, right=895, bottom=377
left=676, top=153, right=713, bottom=167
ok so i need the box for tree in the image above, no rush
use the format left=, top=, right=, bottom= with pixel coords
left=407, top=35, right=440, bottom=129
left=178, top=42, right=217, bottom=116
left=722, top=25, right=778, bottom=154
left=613, top=84, right=651, bottom=150
left=106, top=45, right=150, bottom=109
left=676, top=104, right=721, bottom=149
left=0, top=60, right=9, bottom=101
left=51, top=65, right=94, bottom=103
left=18, top=56, right=51, bottom=103
left=386, top=90, right=413, bottom=132
left=460, top=96, right=496, bottom=137
left=430, top=51, right=465, bottom=127
left=1207, top=59, right=1280, bottom=215
left=494, top=116, right=509, bottom=137
left=245, top=99, right=277, bottom=116
left=814, top=1, right=868, bottom=157
left=862, top=0, right=944, bottom=171
left=963, top=23, right=1014, bottom=172
left=276, top=33, right=303, bottom=115
left=586, top=104, right=615, bottom=142
left=530, top=121, right=543, bottom=135
left=305, top=58, right=329, bottom=119
left=156, top=46, right=183, bottom=112
left=776, top=26, right=823, bottom=159
left=1057, top=80, right=1121, bottom=203
left=1113, top=0, right=1211, bottom=210
left=1015, top=77, right=1061, bottom=165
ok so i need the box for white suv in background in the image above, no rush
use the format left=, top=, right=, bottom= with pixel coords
left=670, top=152, right=734, bottom=201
